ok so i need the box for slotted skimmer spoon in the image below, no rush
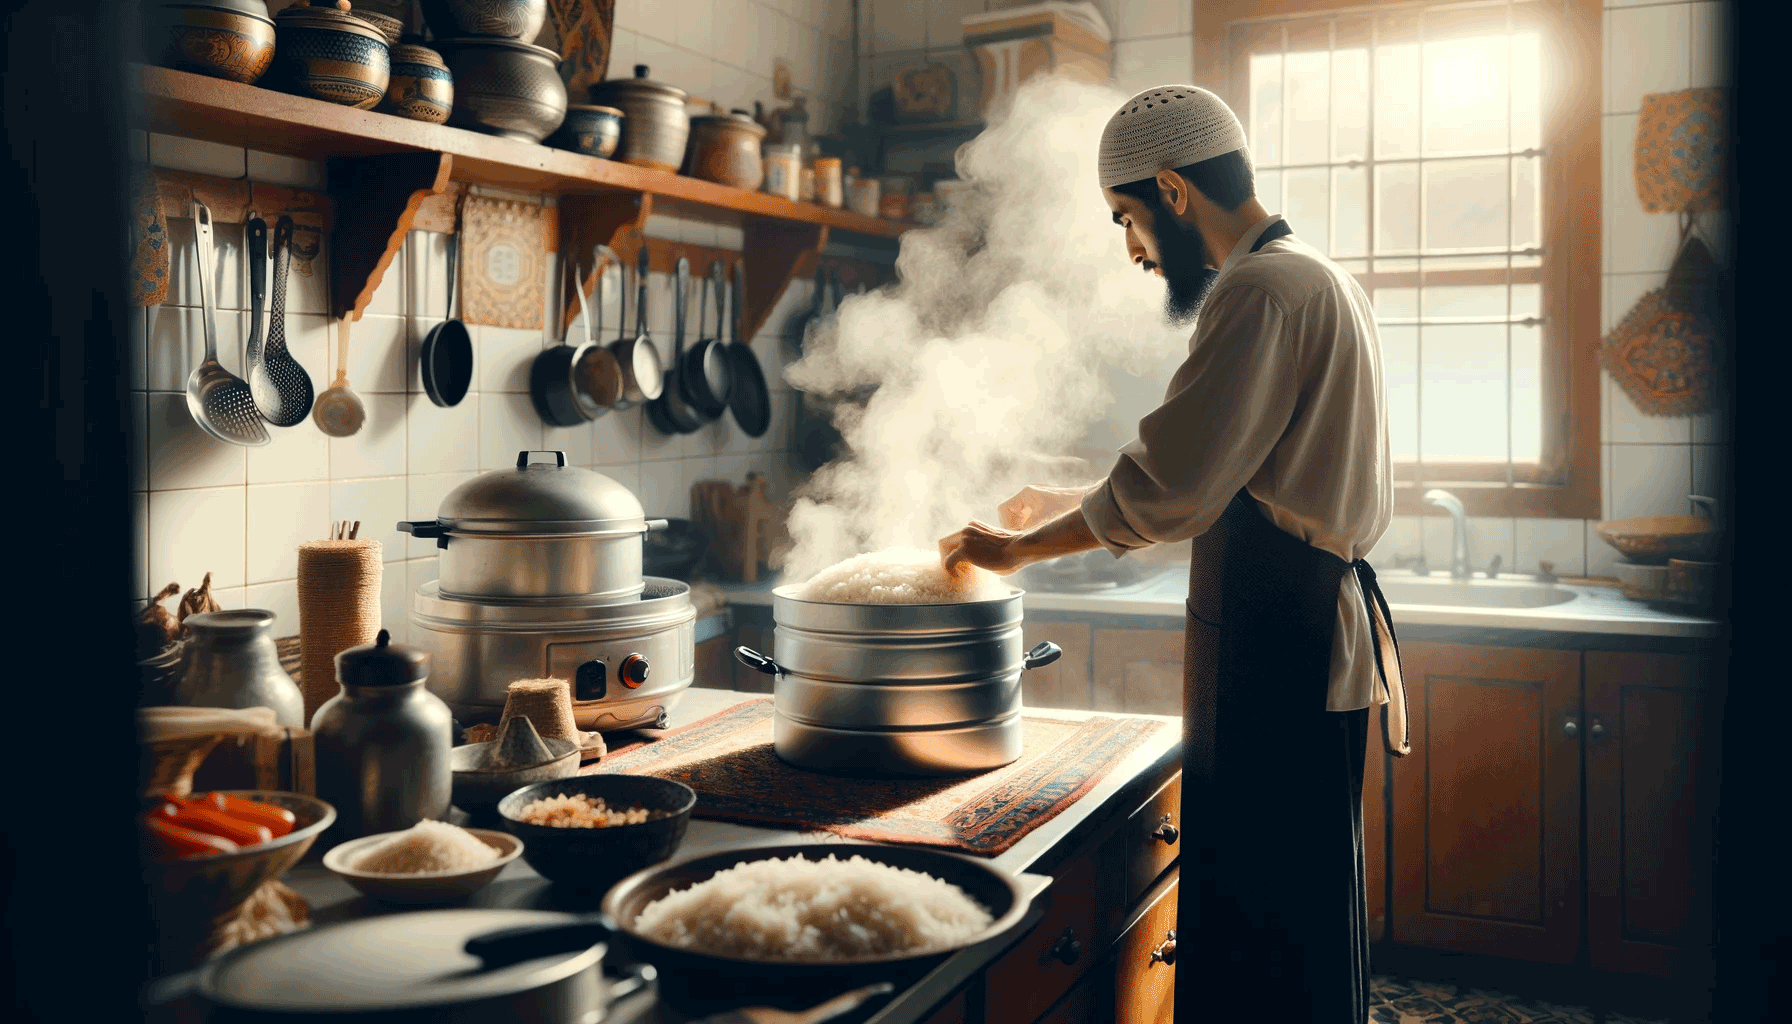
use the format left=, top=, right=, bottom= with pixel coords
left=248, top=215, right=314, bottom=426
left=312, top=313, right=366, bottom=437
left=184, top=199, right=268, bottom=447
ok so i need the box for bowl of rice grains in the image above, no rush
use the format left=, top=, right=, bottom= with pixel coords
left=495, top=775, right=697, bottom=891
left=321, top=820, right=523, bottom=905
left=600, top=843, right=1031, bottom=1013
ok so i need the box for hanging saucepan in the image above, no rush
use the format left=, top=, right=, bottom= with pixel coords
left=142, top=907, right=654, bottom=1024
left=680, top=259, right=732, bottom=420
left=571, top=246, right=624, bottom=415
left=529, top=256, right=600, bottom=427
left=645, top=256, right=705, bottom=435
left=609, top=243, right=663, bottom=409
left=724, top=258, right=771, bottom=437
left=420, top=223, right=475, bottom=408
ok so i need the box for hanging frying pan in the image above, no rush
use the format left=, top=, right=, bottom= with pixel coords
left=610, top=243, right=664, bottom=409
left=571, top=246, right=622, bottom=416
left=529, top=256, right=599, bottom=427
left=680, top=259, right=732, bottom=420
left=645, top=257, right=705, bottom=435
left=420, top=226, right=474, bottom=408
left=724, top=258, right=771, bottom=438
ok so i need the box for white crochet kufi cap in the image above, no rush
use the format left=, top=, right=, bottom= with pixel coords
left=1098, top=85, right=1248, bottom=188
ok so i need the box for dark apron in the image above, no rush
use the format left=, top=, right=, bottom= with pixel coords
left=1172, top=219, right=1404, bottom=1024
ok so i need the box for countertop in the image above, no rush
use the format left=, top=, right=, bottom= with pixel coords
left=274, top=686, right=1184, bottom=1024
left=711, top=566, right=1722, bottom=639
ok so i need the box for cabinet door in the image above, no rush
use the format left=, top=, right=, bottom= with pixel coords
left=1092, top=629, right=1184, bottom=717
left=1390, top=642, right=1581, bottom=962
left=1585, top=651, right=1721, bottom=981
left=1022, top=621, right=1093, bottom=709
left=1111, top=868, right=1178, bottom=1024
left=983, top=837, right=1121, bottom=1024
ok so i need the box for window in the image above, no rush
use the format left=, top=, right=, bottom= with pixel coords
left=1195, top=0, right=1601, bottom=517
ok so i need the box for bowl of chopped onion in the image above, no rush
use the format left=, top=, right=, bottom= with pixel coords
left=322, top=821, right=523, bottom=905
left=496, top=775, right=696, bottom=891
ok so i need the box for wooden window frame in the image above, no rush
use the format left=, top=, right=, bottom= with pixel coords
left=1193, top=0, right=1602, bottom=519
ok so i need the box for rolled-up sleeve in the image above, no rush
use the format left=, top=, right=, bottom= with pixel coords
left=1082, top=284, right=1298, bottom=556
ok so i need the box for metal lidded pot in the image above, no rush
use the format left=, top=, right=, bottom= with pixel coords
left=736, top=587, right=1063, bottom=776
left=172, top=609, right=306, bottom=729
left=311, top=629, right=452, bottom=841
left=399, top=451, right=664, bottom=603
left=589, top=64, right=689, bottom=173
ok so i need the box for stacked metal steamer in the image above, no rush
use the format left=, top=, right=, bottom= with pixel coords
left=737, top=584, right=1063, bottom=777
left=399, top=451, right=695, bottom=731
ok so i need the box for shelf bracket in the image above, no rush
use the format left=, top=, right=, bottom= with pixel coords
left=558, top=192, right=654, bottom=335
left=741, top=220, right=829, bottom=346
left=325, top=152, right=453, bottom=321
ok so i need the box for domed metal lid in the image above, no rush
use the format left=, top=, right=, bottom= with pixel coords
left=589, top=64, right=688, bottom=104
left=436, top=451, right=647, bottom=535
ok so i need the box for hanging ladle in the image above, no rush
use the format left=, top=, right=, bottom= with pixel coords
left=184, top=198, right=268, bottom=447
left=313, top=314, right=367, bottom=437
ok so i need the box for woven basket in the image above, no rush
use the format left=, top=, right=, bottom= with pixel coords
left=142, top=734, right=224, bottom=798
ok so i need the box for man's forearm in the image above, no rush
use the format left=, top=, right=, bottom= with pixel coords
left=1013, top=505, right=1103, bottom=564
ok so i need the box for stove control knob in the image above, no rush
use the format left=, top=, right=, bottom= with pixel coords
left=619, top=654, right=650, bottom=689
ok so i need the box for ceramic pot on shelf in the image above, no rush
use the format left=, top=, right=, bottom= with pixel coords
left=378, top=40, right=454, bottom=123
left=588, top=65, right=689, bottom=173
left=685, top=109, right=767, bottom=190
left=546, top=104, right=624, bottom=158
left=272, top=0, right=391, bottom=110
left=420, top=0, right=547, bottom=41
left=435, top=36, right=567, bottom=143
left=146, top=0, right=278, bottom=85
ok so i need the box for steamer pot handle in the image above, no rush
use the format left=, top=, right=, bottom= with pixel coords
left=516, top=450, right=568, bottom=468
left=645, top=519, right=670, bottom=531
left=396, top=520, right=451, bottom=549
left=735, top=646, right=786, bottom=676
left=1024, top=641, right=1063, bottom=670
left=464, top=917, right=611, bottom=969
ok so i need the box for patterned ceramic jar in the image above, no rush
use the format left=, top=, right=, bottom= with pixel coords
left=686, top=110, right=767, bottom=191
left=274, top=1, right=390, bottom=110
left=148, top=0, right=277, bottom=85
left=420, top=0, right=546, bottom=41
left=435, top=36, right=567, bottom=144
left=546, top=104, right=624, bottom=158
left=379, top=42, right=453, bottom=123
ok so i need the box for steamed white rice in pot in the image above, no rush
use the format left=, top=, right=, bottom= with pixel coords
left=632, top=853, right=995, bottom=960
left=799, top=547, right=1009, bottom=604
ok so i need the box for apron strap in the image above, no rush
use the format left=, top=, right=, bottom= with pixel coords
left=1351, top=559, right=1411, bottom=757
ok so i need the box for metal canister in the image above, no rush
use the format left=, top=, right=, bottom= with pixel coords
left=172, top=610, right=305, bottom=728
left=311, top=629, right=452, bottom=840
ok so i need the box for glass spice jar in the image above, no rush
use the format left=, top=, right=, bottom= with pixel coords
left=815, top=157, right=843, bottom=208
left=762, top=143, right=801, bottom=201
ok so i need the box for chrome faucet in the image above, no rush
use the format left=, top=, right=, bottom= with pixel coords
left=1423, top=489, right=1472, bottom=582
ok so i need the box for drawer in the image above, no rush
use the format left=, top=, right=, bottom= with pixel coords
left=1112, top=867, right=1179, bottom=1024
left=984, top=843, right=1111, bottom=1024
left=1124, top=772, right=1182, bottom=906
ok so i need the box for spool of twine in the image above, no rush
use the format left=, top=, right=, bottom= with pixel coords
left=498, top=678, right=580, bottom=746
left=297, top=539, right=383, bottom=721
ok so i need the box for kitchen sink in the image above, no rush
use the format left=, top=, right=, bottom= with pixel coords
left=1378, top=577, right=1578, bottom=609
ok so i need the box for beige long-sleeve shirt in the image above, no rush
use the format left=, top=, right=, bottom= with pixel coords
left=1081, top=215, right=1394, bottom=711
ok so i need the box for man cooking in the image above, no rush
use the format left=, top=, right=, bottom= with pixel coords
left=938, top=85, right=1409, bottom=1024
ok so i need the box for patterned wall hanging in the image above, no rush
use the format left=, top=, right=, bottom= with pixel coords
left=458, top=193, right=548, bottom=330
left=1600, top=214, right=1721, bottom=417
left=131, top=170, right=169, bottom=306
left=545, top=0, right=615, bottom=99
left=1634, top=88, right=1727, bottom=214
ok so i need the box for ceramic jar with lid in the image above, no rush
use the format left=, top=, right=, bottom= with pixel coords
left=147, top=0, right=278, bottom=84
left=686, top=109, right=767, bottom=190
left=589, top=65, right=690, bottom=173
left=420, top=0, right=546, bottom=41
left=378, top=40, right=453, bottom=123
left=435, top=37, right=567, bottom=143
left=311, top=629, right=452, bottom=841
left=171, top=609, right=306, bottom=729
left=273, top=0, right=391, bottom=110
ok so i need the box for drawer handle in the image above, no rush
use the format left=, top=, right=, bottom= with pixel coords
left=1047, top=926, right=1081, bottom=966
left=1150, top=813, right=1179, bottom=845
left=1149, top=930, right=1177, bottom=966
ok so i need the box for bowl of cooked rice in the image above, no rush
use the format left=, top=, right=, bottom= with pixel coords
left=598, top=843, right=1031, bottom=1013
left=322, top=820, right=523, bottom=905
left=495, top=774, right=696, bottom=891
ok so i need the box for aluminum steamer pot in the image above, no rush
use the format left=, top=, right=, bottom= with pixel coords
left=736, top=586, right=1062, bottom=776
left=149, top=908, right=652, bottom=1024
left=400, top=450, right=664, bottom=602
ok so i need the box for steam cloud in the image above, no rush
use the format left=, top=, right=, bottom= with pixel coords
left=782, top=75, right=1188, bottom=584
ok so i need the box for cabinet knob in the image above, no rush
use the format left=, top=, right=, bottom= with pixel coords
left=1149, top=929, right=1178, bottom=966
left=1047, top=926, right=1081, bottom=966
left=1150, top=813, right=1179, bottom=845
left=1562, top=719, right=1578, bottom=738
left=1590, top=719, right=1605, bottom=740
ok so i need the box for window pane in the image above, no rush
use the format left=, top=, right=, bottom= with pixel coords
left=1333, top=166, right=1368, bottom=257
left=1510, top=322, right=1541, bottom=462
left=1286, top=169, right=1329, bottom=254
left=1250, top=53, right=1283, bottom=166
left=1510, top=283, right=1541, bottom=321
left=1380, top=324, right=1419, bottom=461
left=1337, top=259, right=1369, bottom=274
left=1421, top=324, right=1508, bottom=461
left=1375, top=41, right=1420, bottom=158
left=1424, top=158, right=1508, bottom=252
left=1285, top=50, right=1330, bottom=166
left=1257, top=170, right=1282, bottom=215
left=1512, top=155, right=1540, bottom=251
left=1422, top=34, right=1509, bottom=155
left=1423, top=285, right=1506, bottom=319
left=1375, top=287, right=1418, bottom=320
left=1333, top=46, right=1369, bottom=161
left=1511, top=32, right=1542, bottom=151
left=1376, top=162, right=1418, bottom=255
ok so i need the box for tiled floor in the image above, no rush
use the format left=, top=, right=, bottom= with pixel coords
left=1370, top=977, right=1675, bottom=1024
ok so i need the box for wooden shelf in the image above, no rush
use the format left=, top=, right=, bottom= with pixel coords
left=128, top=64, right=907, bottom=240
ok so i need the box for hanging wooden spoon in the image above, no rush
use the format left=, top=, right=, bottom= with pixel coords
left=313, top=314, right=366, bottom=437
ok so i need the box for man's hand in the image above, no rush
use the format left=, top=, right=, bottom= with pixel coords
left=997, top=484, right=1090, bottom=530
left=939, top=521, right=1029, bottom=577
left=940, top=493, right=1105, bottom=577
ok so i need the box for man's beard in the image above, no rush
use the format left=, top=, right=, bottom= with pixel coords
left=1146, top=200, right=1219, bottom=327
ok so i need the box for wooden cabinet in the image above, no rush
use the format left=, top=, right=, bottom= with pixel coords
left=1111, top=869, right=1178, bottom=1024
left=984, top=832, right=1122, bottom=1024
left=1092, top=628, right=1184, bottom=717
left=1585, top=651, right=1722, bottom=981
left=1390, top=642, right=1583, bottom=963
